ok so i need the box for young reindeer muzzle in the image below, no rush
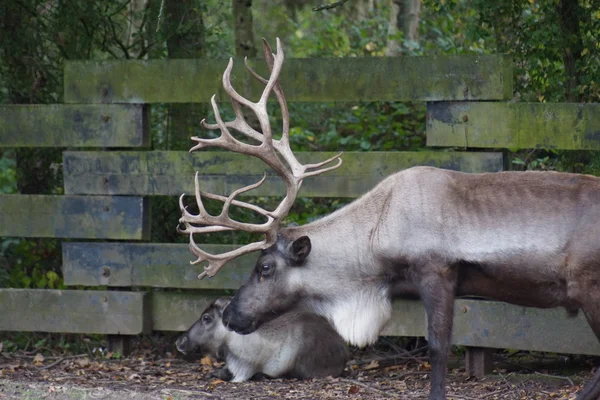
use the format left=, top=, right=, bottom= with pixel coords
left=178, top=38, right=343, bottom=280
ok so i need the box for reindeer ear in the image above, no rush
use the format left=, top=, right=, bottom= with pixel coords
left=214, top=297, right=232, bottom=310
left=288, top=236, right=311, bottom=266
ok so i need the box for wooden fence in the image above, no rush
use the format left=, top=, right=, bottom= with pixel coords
left=1, top=55, right=600, bottom=373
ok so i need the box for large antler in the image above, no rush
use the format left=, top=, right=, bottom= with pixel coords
left=179, top=38, right=343, bottom=279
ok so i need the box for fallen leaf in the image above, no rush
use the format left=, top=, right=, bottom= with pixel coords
left=348, top=385, right=360, bottom=394
left=200, top=356, right=214, bottom=366
left=128, top=373, right=141, bottom=380
left=104, top=351, right=114, bottom=359
left=210, top=379, right=225, bottom=385
left=419, top=362, right=432, bottom=371
left=363, top=360, right=380, bottom=370
left=33, top=353, right=45, bottom=366
left=382, top=365, right=404, bottom=373
left=77, top=357, right=90, bottom=368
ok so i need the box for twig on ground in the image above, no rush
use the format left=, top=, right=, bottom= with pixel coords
left=11, top=354, right=79, bottom=360
left=312, top=0, right=350, bottom=11
left=480, top=388, right=514, bottom=399
left=447, top=394, right=485, bottom=400
left=339, top=377, right=395, bottom=397
left=160, top=388, right=221, bottom=397
left=396, top=371, right=430, bottom=380
left=534, top=371, right=574, bottom=386
left=37, top=354, right=88, bottom=370
left=349, top=344, right=429, bottom=368
left=349, top=354, right=428, bottom=368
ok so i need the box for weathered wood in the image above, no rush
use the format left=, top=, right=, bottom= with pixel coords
left=107, top=335, right=132, bottom=355
left=150, top=292, right=423, bottom=333
left=381, top=299, right=427, bottom=337
left=0, top=289, right=150, bottom=334
left=465, top=347, right=494, bottom=377
left=452, top=300, right=600, bottom=356
left=0, top=195, right=149, bottom=239
left=427, top=102, right=600, bottom=150
left=152, top=292, right=221, bottom=331
left=0, top=104, right=148, bottom=147
left=150, top=294, right=600, bottom=356
left=63, top=243, right=251, bottom=288
left=63, top=151, right=504, bottom=196
left=64, top=55, right=513, bottom=104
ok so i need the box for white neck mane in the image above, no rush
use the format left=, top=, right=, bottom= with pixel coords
left=315, top=286, right=392, bottom=347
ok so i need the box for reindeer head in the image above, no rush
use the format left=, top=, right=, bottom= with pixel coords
left=178, top=39, right=343, bottom=334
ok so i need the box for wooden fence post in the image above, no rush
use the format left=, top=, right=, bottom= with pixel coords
left=465, top=347, right=494, bottom=377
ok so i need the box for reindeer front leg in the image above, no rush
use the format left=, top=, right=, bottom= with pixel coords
left=416, top=262, right=458, bottom=400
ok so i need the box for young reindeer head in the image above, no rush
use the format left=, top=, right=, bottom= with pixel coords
left=178, top=38, right=343, bottom=335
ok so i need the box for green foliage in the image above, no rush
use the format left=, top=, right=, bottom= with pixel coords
left=1, top=332, right=105, bottom=355
left=288, top=102, right=425, bottom=152
left=0, top=151, right=16, bottom=194
left=286, top=9, right=389, bottom=57
left=0, top=239, right=64, bottom=289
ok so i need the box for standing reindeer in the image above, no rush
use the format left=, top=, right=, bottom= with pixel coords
left=178, top=38, right=600, bottom=400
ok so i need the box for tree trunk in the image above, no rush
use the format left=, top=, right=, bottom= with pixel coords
left=385, top=0, right=421, bottom=56
left=1, top=0, right=61, bottom=194
left=233, top=0, right=256, bottom=58
left=232, top=0, right=259, bottom=129
left=125, top=0, right=150, bottom=59
left=556, top=0, right=584, bottom=101
left=164, top=0, right=205, bottom=150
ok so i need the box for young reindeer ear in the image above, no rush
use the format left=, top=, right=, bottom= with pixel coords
left=287, top=236, right=311, bottom=266
left=214, top=297, right=232, bottom=311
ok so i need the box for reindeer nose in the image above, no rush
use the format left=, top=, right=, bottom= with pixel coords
left=222, top=306, right=256, bottom=335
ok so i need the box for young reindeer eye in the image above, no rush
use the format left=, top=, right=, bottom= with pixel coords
left=201, top=314, right=212, bottom=324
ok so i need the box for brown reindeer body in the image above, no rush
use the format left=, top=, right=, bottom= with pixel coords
left=178, top=39, right=600, bottom=400
left=223, top=166, right=600, bottom=399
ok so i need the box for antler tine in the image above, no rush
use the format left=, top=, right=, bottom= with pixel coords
left=181, top=172, right=274, bottom=230
left=188, top=233, right=268, bottom=279
left=244, top=41, right=290, bottom=148
left=221, top=173, right=269, bottom=219
left=301, top=152, right=344, bottom=179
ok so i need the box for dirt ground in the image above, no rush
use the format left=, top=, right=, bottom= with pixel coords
left=0, top=342, right=596, bottom=400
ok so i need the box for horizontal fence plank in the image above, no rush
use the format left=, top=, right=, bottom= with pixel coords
left=63, top=243, right=250, bottom=289
left=152, top=292, right=221, bottom=331
left=0, top=195, right=149, bottom=239
left=427, top=102, right=600, bottom=150
left=152, top=293, right=600, bottom=355
left=0, top=289, right=150, bottom=334
left=0, top=104, right=148, bottom=147
left=63, top=151, right=504, bottom=197
left=452, top=300, right=600, bottom=356
left=64, top=55, right=512, bottom=104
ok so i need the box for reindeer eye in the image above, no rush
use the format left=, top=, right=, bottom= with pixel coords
left=201, top=314, right=212, bottom=324
left=261, top=264, right=273, bottom=275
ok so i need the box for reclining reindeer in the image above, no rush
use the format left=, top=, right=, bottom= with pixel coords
left=178, top=38, right=600, bottom=400
left=176, top=297, right=348, bottom=382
